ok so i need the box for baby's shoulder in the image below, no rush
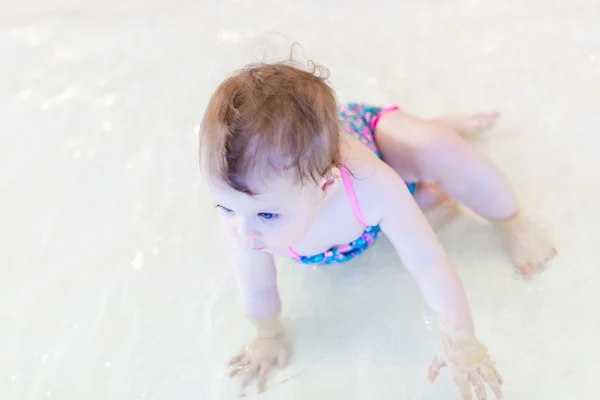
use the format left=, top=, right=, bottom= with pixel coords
left=343, top=156, right=397, bottom=227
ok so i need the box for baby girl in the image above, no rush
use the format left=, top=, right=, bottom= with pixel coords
left=199, top=60, right=556, bottom=399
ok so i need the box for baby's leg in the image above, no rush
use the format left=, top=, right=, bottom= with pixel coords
left=412, top=113, right=500, bottom=230
left=413, top=182, right=460, bottom=231
left=376, top=111, right=556, bottom=276
left=430, top=112, right=500, bottom=138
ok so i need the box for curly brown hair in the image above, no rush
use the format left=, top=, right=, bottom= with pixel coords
left=199, top=60, right=341, bottom=195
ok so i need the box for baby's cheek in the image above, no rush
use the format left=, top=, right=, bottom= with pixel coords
left=219, top=219, right=236, bottom=236
left=262, top=225, right=292, bottom=246
left=284, top=220, right=312, bottom=243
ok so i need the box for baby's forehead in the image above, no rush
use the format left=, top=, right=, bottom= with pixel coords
left=248, top=174, right=305, bottom=199
left=237, top=164, right=299, bottom=190
left=207, top=172, right=305, bottom=204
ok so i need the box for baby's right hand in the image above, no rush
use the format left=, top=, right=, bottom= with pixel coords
left=228, top=334, right=292, bottom=393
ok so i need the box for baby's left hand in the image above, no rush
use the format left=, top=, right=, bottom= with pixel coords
left=428, top=334, right=503, bottom=399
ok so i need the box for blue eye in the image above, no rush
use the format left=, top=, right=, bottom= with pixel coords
left=216, top=205, right=234, bottom=214
left=258, top=212, right=279, bottom=221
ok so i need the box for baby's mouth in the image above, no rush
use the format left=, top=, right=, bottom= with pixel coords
left=249, top=238, right=264, bottom=251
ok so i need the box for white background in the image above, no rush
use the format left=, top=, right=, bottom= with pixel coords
left=1, top=0, right=599, bottom=398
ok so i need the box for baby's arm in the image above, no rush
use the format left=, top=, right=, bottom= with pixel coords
left=371, top=167, right=474, bottom=334
left=226, top=233, right=283, bottom=335
left=225, top=234, right=292, bottom=392
left=367, top=164, right=502, bottom=399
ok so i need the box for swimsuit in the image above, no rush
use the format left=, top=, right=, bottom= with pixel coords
left=286, top=103, right=417, bottom=266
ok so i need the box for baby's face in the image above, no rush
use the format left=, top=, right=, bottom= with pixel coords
left=206, top=172, right=324, bottom=251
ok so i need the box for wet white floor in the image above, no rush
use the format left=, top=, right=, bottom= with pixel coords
left=2, top=0, right=600, bottom=399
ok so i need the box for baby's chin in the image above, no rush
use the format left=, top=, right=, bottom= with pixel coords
left=263, top=225, right=315, bottom=250
left=261, top=243, right=287, bottom=251
left=262, top=239, right=298, bottom=252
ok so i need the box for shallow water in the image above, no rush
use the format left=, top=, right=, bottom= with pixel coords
left=2, top=0, right=600, bottom=399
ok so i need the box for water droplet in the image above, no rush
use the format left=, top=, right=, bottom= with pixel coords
left=126, top=159, right=136, bottom=170
left=41, top=86, right=79, bottom=109
left=98, top=94, right=116, bottom=107
left=217, top=31, right=241, bottom=43
left=17, top=90, right=32, bottom=100
left=131, top=251, right=144, bottom=270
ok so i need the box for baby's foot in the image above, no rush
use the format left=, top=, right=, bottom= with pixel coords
left=498, top=214, right=557, bottom=277
left=424, top=198, right=461, bottom=231
left=414, top=183, right=461, bottom=230
left=433, top=112, right=500, bottom=137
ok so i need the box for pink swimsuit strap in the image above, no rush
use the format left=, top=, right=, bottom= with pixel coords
left=286, top=165, right=367, bottom=259
left=339, top=166, right=368, bottom=226
left=286, top=104, right=399, bottom=261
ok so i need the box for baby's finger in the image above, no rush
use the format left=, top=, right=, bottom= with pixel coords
left=228, top=353, right=245, bottom=366
left=241, top=364, right=260, bottom=388
left=469, top=374, right=486, bottom=400
left=492, top=366, right=503, bottom=386
left=258, top=360, right=274, bottom=393
left=453, top=372, right=472, bottom=400
left=480, top=366, right=503, bottom=399
left=427, top=355, right=445, bottom=382
left=229, top=364, right=243, bottom=377
left=228, top=359, right=250, bottom=377
left=277, top=342, right=292, bottom=368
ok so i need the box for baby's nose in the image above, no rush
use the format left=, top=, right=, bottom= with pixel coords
left=245, top=230, right=261, bottom=238
left=237, top=218, right=261, bottom=239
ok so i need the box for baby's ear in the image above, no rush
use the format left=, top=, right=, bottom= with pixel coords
left=318, top=167, right=341, bottom=198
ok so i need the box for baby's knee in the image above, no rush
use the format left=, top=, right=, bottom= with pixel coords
left=414, top=125, right=467, bottom=177
left=423, top=124, right=464, bottom=154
